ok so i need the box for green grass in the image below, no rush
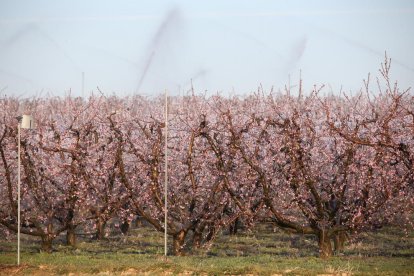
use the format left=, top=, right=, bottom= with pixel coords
left=1, top=224, right=414, bottom=275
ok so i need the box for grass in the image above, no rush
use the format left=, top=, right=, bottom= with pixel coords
left=1, top=223, right=414, bottom=275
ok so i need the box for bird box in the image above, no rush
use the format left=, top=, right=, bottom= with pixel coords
left=20, top=115, right=35, bottom=129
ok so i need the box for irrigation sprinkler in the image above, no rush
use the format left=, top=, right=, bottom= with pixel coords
left=16, top=115, right=35, bottom=265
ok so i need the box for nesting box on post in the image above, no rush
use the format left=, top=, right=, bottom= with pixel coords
left=16, top=114, right=35, bottom=266
left=20, top=115, right=35, bottom=129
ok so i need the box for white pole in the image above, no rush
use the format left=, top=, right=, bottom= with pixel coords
left=17, top=121, right=21, bottom=266
left=164, top=90, right=168, bottom=257
left=83, top=72, right=86, bottom=96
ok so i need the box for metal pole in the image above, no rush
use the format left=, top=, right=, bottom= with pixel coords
left=82, top=72, right=85, bottom=98
left=17, top=122, right=21, bottom=266
left=164, top=91, right=168, bottom=257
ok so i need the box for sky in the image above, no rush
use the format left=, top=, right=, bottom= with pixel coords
left=0, top=0, right=413, bottom=98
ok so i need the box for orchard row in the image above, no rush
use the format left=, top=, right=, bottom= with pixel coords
left=1, top=68, right=413, bottom=258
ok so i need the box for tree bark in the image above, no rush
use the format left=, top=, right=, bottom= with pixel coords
left=333, top=232, right=347, bottom=254
left=120, top=219, right=130, bottom=235
left=95, top=217, right=107, bottom=240
left=66, top=225, right=77, bottom=247
left=172, top=230, right=186, bottom=256
left=318, top=230, right=333, bottom=259
left=228, top=218, right=239, bottom=235
left=41, top=235, right=53, bottom=253
left=134, top=217, right=144, bottom=228
left=192, top=230, right=202, bottom=249
left=206, top=225, right=217, bottom=242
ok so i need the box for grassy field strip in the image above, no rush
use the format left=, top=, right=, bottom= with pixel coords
left=1, top=224, right=413, bottom=275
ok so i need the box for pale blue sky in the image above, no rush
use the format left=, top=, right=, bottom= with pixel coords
left=0, top=0, right=413, bottom=97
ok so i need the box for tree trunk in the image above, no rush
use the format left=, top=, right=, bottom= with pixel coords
left=192, top=230, right=202, bottom=249
left=66, top=225, right=77, bottom=247
left=333, top=232, right=347, bottom=254
left=133, top=216, right=143, bottom=228
left=41, top=235, right=53, bottom=253
left=228, top=218, right=239, bottom=235
left=206, top=226, right=217, bottom=242
left=95, top=217, right=107, bottom=240
left=120, top=219, right=130, bottom=235
left=318, top=230, right=333, bottom=259
left=172, top=230, right=186, bottom=256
